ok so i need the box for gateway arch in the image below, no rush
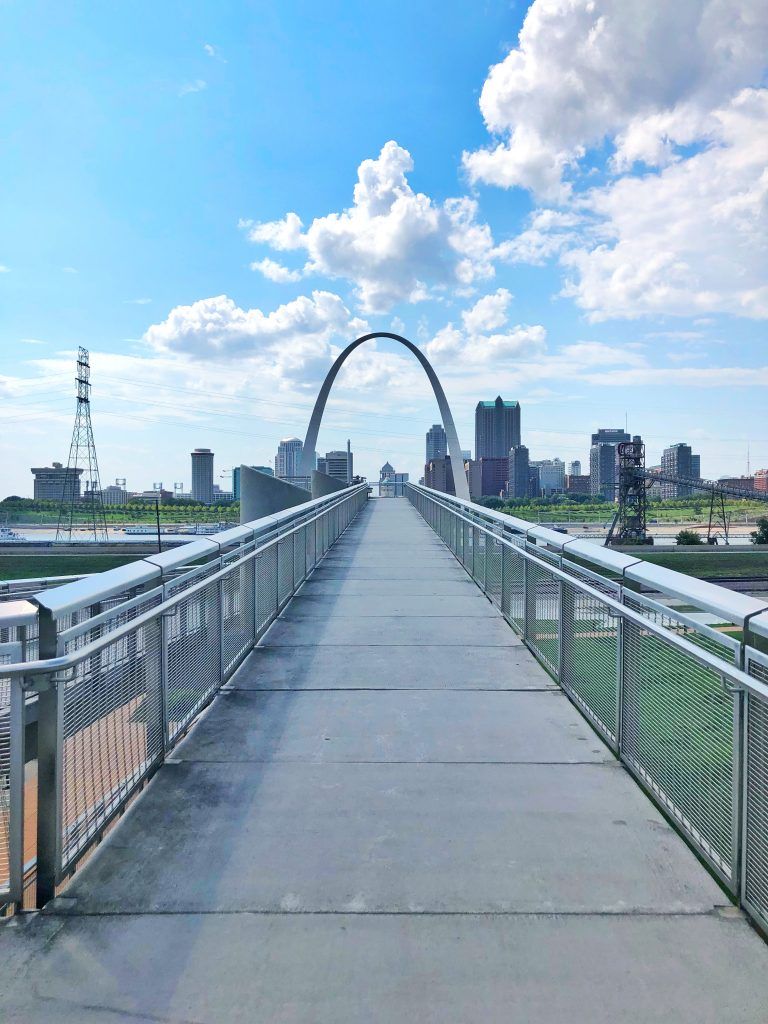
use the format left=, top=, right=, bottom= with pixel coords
left=299, top=332, right=471, bottom=501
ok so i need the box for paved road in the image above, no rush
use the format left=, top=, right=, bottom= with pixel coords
left=2, top=498, right=768, bottom=1022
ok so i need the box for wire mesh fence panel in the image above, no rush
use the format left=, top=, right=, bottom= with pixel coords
left=560, top=580, right=618, bottom=746
left=486, top=535, right=503, bottom=609
left=293, top=529, right=305, bottom=589
left=527, top=561, right=560, bottom=674
left=744, top=649, right=768, bottom=931
left=306, top=522, right=316, bottom=572
left=255, top=546, right=278, bottom=636
left=461, top=521, right=471, bottom=569
left=505, top=547, right=526, bottom=635
left=62, top=590, right=163, bottom=657
left=624, top=592, right=739, bottom=665
left=221, top=558, right=255, bottom=680
left=472, top=527, right=484, bottom=588
left=621, top=619, right=736, bottom=886
left=59, top=617, right=163, bottom=874
left=277, top=538, right=294, bottom=607
left=560, top=558, right=620, bottom=599
left=165, top=581, right=220, bottom=745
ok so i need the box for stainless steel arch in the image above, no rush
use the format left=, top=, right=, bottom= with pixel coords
left=299, top=332, right=471, bottom=500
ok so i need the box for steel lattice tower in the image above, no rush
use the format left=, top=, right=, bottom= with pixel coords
left=56, top=347, right=109, bottom=543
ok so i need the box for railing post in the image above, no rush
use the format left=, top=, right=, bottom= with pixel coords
left=217, top=558, right=225, bottom=685
left=9, top=674, right=24, bottom=905
left=615, top=600, right=625, bottom=754
left=556, top=577, right=564, bottom=683
left=35, top=606, right=62, bottom=908
left=523, top=558, right=530, bottom=641
left=731, top=682, right=745, bottom=896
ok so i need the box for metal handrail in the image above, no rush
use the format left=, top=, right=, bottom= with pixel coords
left=409, top=483, right=768, bottom=636
left=0, top=485, right=369, bottom=682
left=408, top=486, right=768, bottom=701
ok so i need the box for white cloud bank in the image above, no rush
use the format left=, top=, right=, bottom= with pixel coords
left=465, top=0, right=768, bottom=320
left=242, top=141, right=499, bottom=313
left=425, top=289, right=547, bottom=363
left=143, top=291, right=367, bottom=386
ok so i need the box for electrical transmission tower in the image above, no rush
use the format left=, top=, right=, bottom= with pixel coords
left=56, top=347, right=109, bottom=543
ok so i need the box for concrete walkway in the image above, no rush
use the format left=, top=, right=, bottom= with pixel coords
left=3, top=498, right=768, bottom=1022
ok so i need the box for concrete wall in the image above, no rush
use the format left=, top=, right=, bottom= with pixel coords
left=239, top=465, right=310, bottom=523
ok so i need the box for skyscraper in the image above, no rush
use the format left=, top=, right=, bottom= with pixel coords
left=661, top=443, right=700, bottom=498
left=589, top=429, right=630, bottom=499
left=531, top=458, right=565, bottom=495
left=507, top=445, right=530, bottom=499
left=190, top=448, right=214, bottom=504
left=425, top=424, right=447, bottom=463
left=317, top=443, right=353, bottom=484
left=568, top=460, right=582, bottom=476
left=475, top=397, right=520, bottom=459
left=275, top=437, right=304, bottom=480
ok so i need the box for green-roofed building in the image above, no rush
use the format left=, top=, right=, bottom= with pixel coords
left=474, top=396, right=521, bottom=460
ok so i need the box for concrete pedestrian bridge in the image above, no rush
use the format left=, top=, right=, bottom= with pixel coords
left=2, top=490, right=768, bottom=1022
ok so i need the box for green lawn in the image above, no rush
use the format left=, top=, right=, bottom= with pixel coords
left=0, top=553, right=140, bottom=581
left=640, top=551, right=768, bottom=579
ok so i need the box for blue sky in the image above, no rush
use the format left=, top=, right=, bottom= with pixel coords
left=1, top=0, right=766, bottom=496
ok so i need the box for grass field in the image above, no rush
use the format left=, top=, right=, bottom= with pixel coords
left=0, top=553, right=140, bottom=581
left=639, top=551, right=768, bottom=579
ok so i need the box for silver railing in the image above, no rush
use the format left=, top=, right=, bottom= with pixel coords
left=407, top=482, right=768, bottom=937
left=0, top=483, right=368, bottom=910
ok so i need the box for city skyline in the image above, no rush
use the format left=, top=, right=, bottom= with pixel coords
left=1, top=1, right=766, bottom=494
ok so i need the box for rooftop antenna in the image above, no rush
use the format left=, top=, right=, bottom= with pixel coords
left=56, top=347, right=108, bottom=543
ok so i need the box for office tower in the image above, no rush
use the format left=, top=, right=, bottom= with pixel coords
left=426, top=424, right=447, bottom=463
left=317, top=443, right=353, bottom=484
left=466, top=458, right=509, bottom=499
left=661, top=443, right=700, bottom=498
left=475, top=397, right=521, bottom=459
left=508, top=445, right=530, bottom=499
left=424, top=456, right=455, bottom=495
left=31, top=462, right=83, bottom=502
left=530, top=458, right=565, bottom=495
left=191, top=448, right=214, bottom=504
left=275, top=437, right=304, bottom=479
left=589, top=428, right=630, bottom=499
left=755, top=469, right=768, bottom=493
left=461, top=449, right=471, bottom=461
left=568, top=460, right=582, bottom=476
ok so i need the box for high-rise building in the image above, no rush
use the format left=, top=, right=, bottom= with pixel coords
left=755, top=469, right=768, bottom=493
left=531, top=458, right=565, bottom=495
left=426, top=424, right=447, bottom=463
left=589, top=429, right=630, bottom=499
left=475, top=397, right=521, bottom=459
left=467, top=457, right=508, bottom=499
left=508, top=445, right=530, bottom=499
left=566, top=474, right=591, bottom=495
left=191, top=448, right=214, bottom=504
left=568, top=460, right=582, bottom=476
left=424, top=455, right=455, bottom=495
left=31, top=462, right=83, bottom=502
left=317, top=441, right=353, bottom=484
left=275, top=437, right=304, bottom=480
left=661, top=443, right=700, bottom=498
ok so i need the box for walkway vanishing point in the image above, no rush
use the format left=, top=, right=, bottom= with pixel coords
left=3, top=497, right=768, bottom=1023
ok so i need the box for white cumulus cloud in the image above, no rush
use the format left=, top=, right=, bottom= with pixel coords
left=143, top=291, right=367, bottom=385
left=425, top=289, right=547, bottom=363
left=242, top=141, right=498, bottom=313
left=250, top=258, right=302, bottom=283
left=467, top=0, right=768, bottom=321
